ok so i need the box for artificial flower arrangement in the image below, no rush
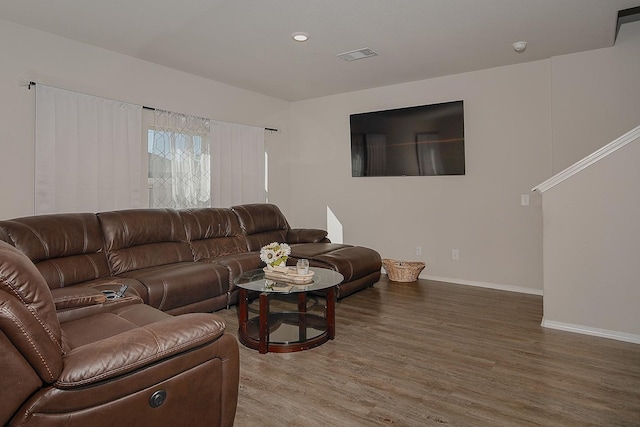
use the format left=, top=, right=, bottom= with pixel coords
left=259, top=242, right=291, bottom=270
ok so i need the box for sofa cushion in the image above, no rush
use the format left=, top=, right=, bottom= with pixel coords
left=58, top=310, right=227, bottom=387
left=179, top=208, right=248, bottom=261
left=232, top=204, right=289, bottom=251
left=289, top=242, right=353, bottom=259
left=98, top=209, right=193, bottom=275
left=119, top=262, right=230, bottom=313
left=0, top=213, right=112, bottom=289
left=309, top=246, right=382, bottom=283
left=232, top=204, right=289, bottom=235
left=206, top=251, right=263, bottom=289
left=286, top=228, right=329, bottom=244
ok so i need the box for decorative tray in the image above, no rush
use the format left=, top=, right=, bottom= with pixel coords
left=263, top=266, right=315, bottom=284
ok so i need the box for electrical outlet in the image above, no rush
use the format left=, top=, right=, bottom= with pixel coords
left=521, top=194, right=530, bottom=206
left=452, top=249, right=459, bottom=260
left=416, top=246, right=422, bottom=255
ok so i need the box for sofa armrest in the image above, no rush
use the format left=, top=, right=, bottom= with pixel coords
left=58, top=313, right=227, bottom=388
left=286, top=228, right=329, bottom=244
left=52, top=286, right=144, bottom=324
left=51, top=287, right=107, bottom=311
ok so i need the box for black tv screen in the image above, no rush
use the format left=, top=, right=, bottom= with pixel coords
left=350, top=100, right=465, bottom=177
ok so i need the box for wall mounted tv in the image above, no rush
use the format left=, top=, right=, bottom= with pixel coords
left=350, top=100, right=465, bottom=177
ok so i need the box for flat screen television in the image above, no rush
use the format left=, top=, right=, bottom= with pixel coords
left=350, top=100, right=465, bottom=177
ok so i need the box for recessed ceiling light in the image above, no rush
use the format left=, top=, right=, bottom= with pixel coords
left=291, top=32, right=309, bottom=42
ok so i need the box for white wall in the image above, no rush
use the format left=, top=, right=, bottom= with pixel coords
left=288, top=61, right=552, bottom=293
left=541, top=138, right=640, bottom=341
left=551, top=21, right=640, bottom=173
left=538, top=20, right=640, bottom=342
left=0, top=19, right=292, bottom=219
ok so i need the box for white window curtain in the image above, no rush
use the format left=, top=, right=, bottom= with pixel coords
left=35, top=85, right=142, bottom=214
left=148, top=110, right=211, bottom=209
left=211, top=121, right=265, bottom=207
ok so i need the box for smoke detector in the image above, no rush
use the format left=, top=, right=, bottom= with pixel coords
left=337, top=48, right=379, bottom=61
left=513, top=41, right=527, bottom=53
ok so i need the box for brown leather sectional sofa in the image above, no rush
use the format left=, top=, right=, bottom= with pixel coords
left=0, top=203, right=382, bottom=315
left=0, top=203, right=381, bottom=426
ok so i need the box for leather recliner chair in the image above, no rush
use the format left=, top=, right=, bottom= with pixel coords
left=0, top=240, right=239, bottom=426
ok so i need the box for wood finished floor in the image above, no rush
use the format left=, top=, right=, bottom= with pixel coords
left=215, top=277, right=640, bottom=426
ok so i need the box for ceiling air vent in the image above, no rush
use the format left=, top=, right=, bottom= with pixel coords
left=337, top=47, right=378, bottom=61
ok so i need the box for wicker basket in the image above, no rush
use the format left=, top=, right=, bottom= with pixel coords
left=382, top=258, right=426, bottom=282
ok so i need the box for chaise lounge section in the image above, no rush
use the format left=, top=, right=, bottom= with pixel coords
left=231, top=203, right=382, bottom=299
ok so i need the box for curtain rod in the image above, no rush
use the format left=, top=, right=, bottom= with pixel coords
left=19, top=79, right=36, bottom=90
left=142, top=106, right=278, bottom=132
left=20, top=80, right=278, bottom=132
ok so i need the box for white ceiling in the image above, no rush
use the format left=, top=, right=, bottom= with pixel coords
left=1, top=0, right=639, bottom=101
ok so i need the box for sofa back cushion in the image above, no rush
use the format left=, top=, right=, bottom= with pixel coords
left=0, top=240, right=63, bottom=385
left=232, top=204, right=289, bottom=251
left=98, top=209, right=193, bottom=275
left=179, top=208, right=248, bottom=261
left=0, top=213, right=111, bottom=289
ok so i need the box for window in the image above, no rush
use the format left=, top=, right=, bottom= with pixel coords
left=146, top=110, right=212, bottom=209
left=148, top=129, right=211, bottom=208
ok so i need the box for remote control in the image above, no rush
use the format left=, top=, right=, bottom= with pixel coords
left=116, top=284, right=128, bottom=298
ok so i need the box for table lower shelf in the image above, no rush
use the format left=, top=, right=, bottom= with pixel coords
left=238, top=312, right=331, bottom=353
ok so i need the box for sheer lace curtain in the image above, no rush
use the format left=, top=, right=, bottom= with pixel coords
left=148, top=110, right=212, bottom=208
left=211, top=120, right=265, bottom=207
left=35, top=85, right=142, bottom=214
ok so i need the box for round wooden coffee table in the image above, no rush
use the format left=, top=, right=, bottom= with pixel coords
left=234, top=267, right=343, bottom=354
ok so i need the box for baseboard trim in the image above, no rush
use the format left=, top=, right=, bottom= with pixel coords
left=423, top=275, right=543, bottom=296
left=411, top=274, right=639, bottom=344
left=542, top=319, right=640, bottom=344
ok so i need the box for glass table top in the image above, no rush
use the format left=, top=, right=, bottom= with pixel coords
left=235, top=267, right=343, bottom=293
